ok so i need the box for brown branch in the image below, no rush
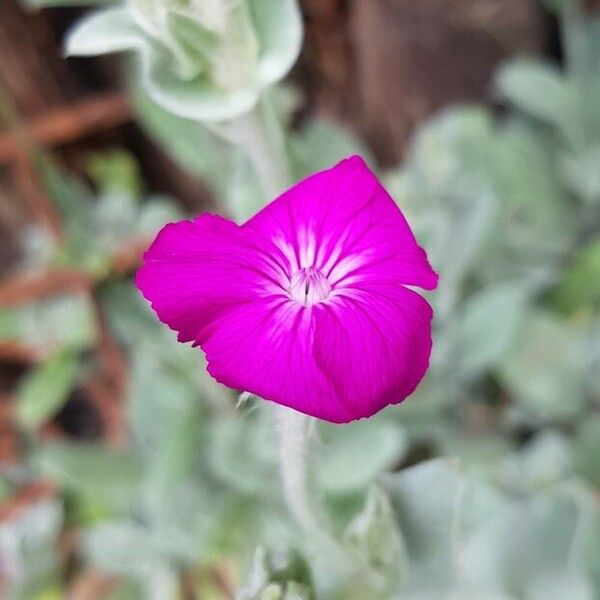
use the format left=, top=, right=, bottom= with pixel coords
left=0, top=341, right=44, bottom=364
left=0, top=268, right=92, bottom=306
left=13, top=151, right=64, bottom=241
left=111, top=237, right=149, bottom=275
left=0, top=93, right=131, bottom=164
left=0, top=480, right=56, bottom=522
left=68, top=569, right=118, bottom=600
left=208, top=564, right=236, bottom=600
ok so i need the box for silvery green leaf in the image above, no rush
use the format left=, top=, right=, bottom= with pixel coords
left=574, top=416, right=600, bottom=487
left=135, top=195, right=183, bottom=236
left=18, top=224, right=57, bottom=270
left=438, top=434, right=512, bottom=479
left=344, top=486, right=406, bottom=590
left=318, top=419, right=407, bottom=494
left=289, top=119, right=375, bottom=180
left=485, top=123, right=575, bottom=281
left=0, top=306, right=23, bottom=340
left=35, top=443, right=142, bottom=502
left=173, top=0, right=229, bottom=33
left=143, top=407, right=200, bottom=497
left=94, top=191, right=138, bottom=241
left=143, top=482, right=214, bottom=563
left=237, top=547, right=314, bottom=600
left=381, top=459, right=466, bottom=595
left=142, top=0, right=301, bottom=121
left=249, top=0, right=303, bottom=86
left=283, top=582, right=313, bottom=600
left=434, top=185, right=496, bottom=319
left=86, top=149, right=143, bottom=198
left=577, top=491, right=600, bottom=596
left=97, top=280, right=161, bottom=347
left=143, top=53, right=259, bottom=122
left=495, top=59, right=576, bottom=132
left=65, top=7, right=143, bottom=57
left=561, top=146, right=600, bottom=203
left=497, top=431, right=574, bottom=494
left=67, top=0, right=301, bottom=121
left=16, top=348, right=79, bottom=430
left=238, top=546, right=272, bottom=599
left=128, top=348, right=198, bottom=452
left=17, top=294, right=97, bottom=351
left=0, top=497, right=63, bottom=596
left=143, top=567, right=180, bottom=600
left=83, top=521, right=162, bottom=577
left=399, top=108, right=498, bottom=316
left=84, top=523, right=192, bottom=597
left=455, top=282, right=528, bottom=373
left=498, top=311, right=587, bottom=422
left=209, top=1, right=259, bottom=90
left=209, top=414, right=278, bottom=496
left=582, top=320, right=600, bottom=397
left=164, top=9, right=218, bottom=80
left=36, top=159, right=108, bottom=273
left=403, top=107, right=494, bottom=210
left=462, top=490, right=594, bottom=600
left=130, top=79, right=231, bottom=186
left=222, top=149, right=265, bottom=221
left=553, top=238, right=600, bottom=315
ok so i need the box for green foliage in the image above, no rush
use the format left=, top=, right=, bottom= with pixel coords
left=499, top=311, right=587, bottom=422
left=64, top=0, right=303, bottom=122
left=5, top=2, right=600, bottom=599
left=16, top=348, right=80, bottom=430
left=382, top=459, right=467, bottom=595
left=495, top=59, right=576, bottom=131
left=237, top=547, right=314, bottom=600
left=317, top=419, right=407, bottom=494
left=0, top=496, right=63, bottom=599
left=0, top=293, right=97, bottom=350
left=574, top=416, right=600, bottom=487
left=454, top=282, right=528, bottom=374
left=35, top=443, right=143, bottom=502
left=554, top=238, right=600, bottom=314
left=38, top=153, right=182, bottom=276
left=344, top=487, right=406, bottom=593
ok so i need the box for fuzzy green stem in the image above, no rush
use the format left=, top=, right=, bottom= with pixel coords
left=230, top=92, right=291, bottom=200
left=230, top=95, right=347, bottom=560
left=275, top=407, right=325, bottom=537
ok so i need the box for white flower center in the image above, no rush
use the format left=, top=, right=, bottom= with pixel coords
left=288, top=267, right=331, bottom=306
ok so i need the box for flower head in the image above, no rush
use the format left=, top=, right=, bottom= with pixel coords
left=136, top=157, right=438, bottom=422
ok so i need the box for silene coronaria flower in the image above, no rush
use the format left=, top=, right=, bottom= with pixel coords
left=136, top=156, right=438, bottom=423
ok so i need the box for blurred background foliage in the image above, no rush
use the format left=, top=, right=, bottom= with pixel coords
left=0, top=0, right=599, bottom=598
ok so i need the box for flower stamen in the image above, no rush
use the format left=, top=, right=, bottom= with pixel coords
left=288, top=267, right=331, bottom=306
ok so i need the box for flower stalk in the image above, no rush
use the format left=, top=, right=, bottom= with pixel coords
left=275, top=406, right=324, bottom=539
left=225, top=92, right=291, bottom=200
left=231, top=99, right=343, bottom=558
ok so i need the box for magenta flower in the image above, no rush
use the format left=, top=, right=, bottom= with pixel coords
left=136, top=156, right=438, bottom=423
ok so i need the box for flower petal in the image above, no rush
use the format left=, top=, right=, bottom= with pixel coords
left=200, top=283, right=433, bottom=423
left=135, top=214, right=281, bottom=344
left=313, top=284, right=434, bottom=420
left=243, top=155, right=439, bottom=291
left=201, top=298, right=354, bottom=422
